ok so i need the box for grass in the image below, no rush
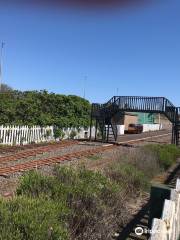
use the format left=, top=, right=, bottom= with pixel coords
left=105, top=163, right=150, bottom=195
left=87, top=155, right=101, bottom=161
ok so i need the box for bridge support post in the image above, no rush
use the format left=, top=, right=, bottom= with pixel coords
left=102, top=119, right=106, bottom=143
left=107, top=124, right=109, bottom=143
left=89, top=108, right=93, bottom=141
left=171, top=124, right=179, bottom=146
left=95, top=119, right=98, bottom=141
left=175, top=126, right=179, bottom=146
left=171, top=124, right=175, bottom=145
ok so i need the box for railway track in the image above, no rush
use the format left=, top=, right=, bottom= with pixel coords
left=0, top=140, right=77, bottom=165
left=0, top=144, right=116, bottom=176
left=0, top=132, right=172, bottom=177
left=0, top=141, right=69, bottom=154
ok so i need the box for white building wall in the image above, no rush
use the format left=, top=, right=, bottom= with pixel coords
left=143, top=124, right=162, bottom=132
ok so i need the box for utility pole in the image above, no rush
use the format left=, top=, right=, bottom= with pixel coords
left=159, top=113, right=161, bottom=130
left=116, top=88, right=119, bottom=96
left=0, top=42, right=5, bottom=92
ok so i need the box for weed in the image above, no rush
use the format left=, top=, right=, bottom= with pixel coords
left=87, top=155, right=100, bottom=161
left=105, top=163, right=150, bottom=196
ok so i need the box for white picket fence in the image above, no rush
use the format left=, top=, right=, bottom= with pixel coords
left=150, top=178, right=180, bottom=240
left=0, top=125, right=54, bottom=146
left=61, top=127, right=96, bottom=140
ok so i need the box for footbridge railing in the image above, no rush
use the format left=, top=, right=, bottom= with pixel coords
left=99, top=96, right=177, bottom=123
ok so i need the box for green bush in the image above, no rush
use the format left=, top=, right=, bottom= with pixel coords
left=69, top=130, right=77, bottom=139
left=18, top=166, right=120, bottom=210
left=16, top=167, right=128, bottom=239
left=17, top=171, right=55, bottom=197
left=143, top=144, right=180, bottom=170
left=0, top=90, right=91, bottom=128
left=0, top=197, right=69, bottom=240
left=54, top=128, right=65, bottom=140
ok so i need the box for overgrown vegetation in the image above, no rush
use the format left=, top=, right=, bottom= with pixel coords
left=0, top=90, right=91, bottom=128
left=0, top=197, right=69, bottom=240
left=69, top=130, right=77, bottom=139
left=14, top=168, right=129, bottom=240
left=104, top=144, right=180, bottom=199
left=87, top=155, right=101, bottom=161
left=105, top=163, right=150, bottom=195
left=142, top=144, right=180, bottom=170
left=0, top=144, right=179, bottom=240
left=54, top=128, right=65, bottom=140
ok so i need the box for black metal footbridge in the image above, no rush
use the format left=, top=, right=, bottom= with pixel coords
left=89, top=96, right=180, bottom=145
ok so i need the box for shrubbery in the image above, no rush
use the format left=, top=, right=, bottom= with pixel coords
left=142, top=144, right=180, bottom=170
left=14, top=167, right=129, bottom=240
left=54, top=128, right=65, bottom=140
left=0, top=196, right=69, bottom=240
left=0, top=91, right=91, bottom=128
left=69, top=130, right=77, bottom=139
left=104, top=144, right=180, bottom=197
left=105, top=163, right=150, bottom=196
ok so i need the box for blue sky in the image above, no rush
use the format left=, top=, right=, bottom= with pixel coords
left=0, top=1, right=179, bottom=104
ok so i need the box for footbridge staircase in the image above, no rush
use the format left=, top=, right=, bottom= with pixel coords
left=90, top=96, right=180, bottom=145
